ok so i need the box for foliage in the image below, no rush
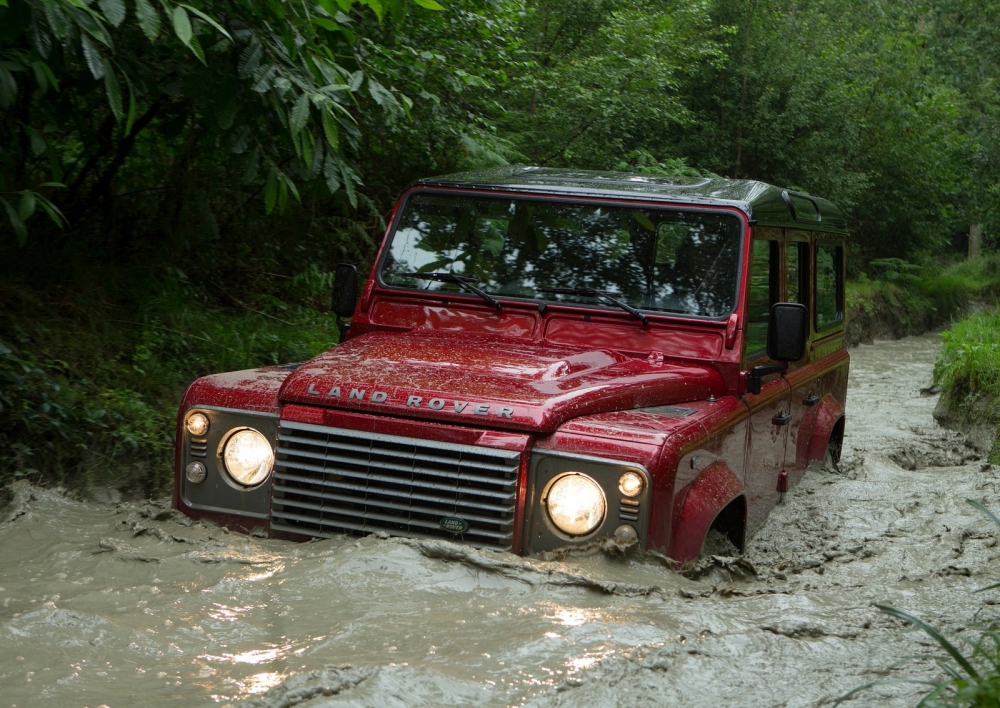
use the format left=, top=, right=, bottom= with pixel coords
left=0, top=0, right=452, bottom=244
left=0, top=266, right=339, bottom=490
left=934, top=306, right=1000, bottom=463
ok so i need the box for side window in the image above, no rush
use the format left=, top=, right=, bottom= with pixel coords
left=786, top=241, right=809, bottom=305
left=815, top=242, right=844, bottom=330
left=746, top=238, right=778, bottom=358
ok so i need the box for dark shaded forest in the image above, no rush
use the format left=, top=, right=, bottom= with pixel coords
left=2, top=0, right=999, bottom=487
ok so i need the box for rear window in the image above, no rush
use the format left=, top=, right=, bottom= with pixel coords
left=815, top=242, right=844, bottom=330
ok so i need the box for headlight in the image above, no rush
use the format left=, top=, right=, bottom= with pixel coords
left=222, top=429, right=274, bottom=487
left=545, top=473, right=606, bottom=536
left=186, top=412, right=210, bottom=437
left=618, top=470, right=644, bottom=497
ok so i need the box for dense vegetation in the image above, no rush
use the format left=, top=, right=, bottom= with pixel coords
left=2, top=0, right=1000, bottom=490
left=935, top=305, right=1000, bottom=465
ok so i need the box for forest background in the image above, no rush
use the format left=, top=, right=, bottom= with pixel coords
left=2, top=0, right=1000, bottom=488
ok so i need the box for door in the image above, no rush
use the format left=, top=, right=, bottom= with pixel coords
left=742, top=234, right=793, bottom=534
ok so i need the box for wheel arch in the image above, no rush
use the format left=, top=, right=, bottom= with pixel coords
left=669, top=461, right=746, bottom=563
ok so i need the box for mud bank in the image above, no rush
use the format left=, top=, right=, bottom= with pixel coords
left=1, top=333, right=998, bottom=707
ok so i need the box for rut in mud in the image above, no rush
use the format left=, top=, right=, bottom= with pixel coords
left=1, top=332, right=998, bottom=708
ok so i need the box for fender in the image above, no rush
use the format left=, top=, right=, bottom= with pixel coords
left=669, top=461, right=745, bottom=563
left=806, top=394, right=845, bottom=461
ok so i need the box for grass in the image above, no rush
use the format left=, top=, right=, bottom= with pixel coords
left=845, top=254, right=1000, bottom=346
left=934, top=308, right=1000, bottom=464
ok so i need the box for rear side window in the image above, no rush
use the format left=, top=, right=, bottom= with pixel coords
left=786, top=241, right=809, bottom=305
left=815, top=242, right=844, bottom=330
left=746, top=239, right=778, bottom=358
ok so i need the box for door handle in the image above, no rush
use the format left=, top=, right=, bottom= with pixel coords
left=802, top=394, right=820, bottom=407
left=772, top=412, right=791, bottom=426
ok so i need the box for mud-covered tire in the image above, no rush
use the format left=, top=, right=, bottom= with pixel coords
left=700, top=528, right=739, bottom=558
left=822, top=439, right=840, bottom=473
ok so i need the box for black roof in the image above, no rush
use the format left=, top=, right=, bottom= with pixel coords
left=415, top=166, right=848, bottom=234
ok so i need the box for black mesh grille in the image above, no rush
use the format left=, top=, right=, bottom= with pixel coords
left=270, top=420, right=520, bottom=551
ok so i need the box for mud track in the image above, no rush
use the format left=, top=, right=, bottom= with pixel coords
left=1, top=332, right=998, bottom=707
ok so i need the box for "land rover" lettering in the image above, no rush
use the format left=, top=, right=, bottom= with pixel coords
left=306, top=384, right=514, bottom=418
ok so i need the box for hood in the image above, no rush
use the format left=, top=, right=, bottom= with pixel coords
left=278, top=331, right=725, bottom=433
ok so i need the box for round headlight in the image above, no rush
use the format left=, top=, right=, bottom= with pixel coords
left=222, top=429, right=274, bottom=487
left=186, top=412, right=210, bottom=437
left=545, top=473, right=606, bottom=536
left=618, top=470, right=644, bottom=497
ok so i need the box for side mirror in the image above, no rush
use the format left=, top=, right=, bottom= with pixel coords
left=332, top=264, right=358, bottom=318
left=746, top=302, right=808, bottom=395
left=767, top=302, right=808, bottom=363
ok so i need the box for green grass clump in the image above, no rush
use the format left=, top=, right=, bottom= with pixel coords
left=934, top=308, right=1000, bottom=463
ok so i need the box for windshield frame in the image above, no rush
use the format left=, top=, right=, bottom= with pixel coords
left=373, top=187, right=749, bottom=323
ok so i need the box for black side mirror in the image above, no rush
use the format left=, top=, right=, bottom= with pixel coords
left=746, top=302, right=809, bottom=395
left=767, top=302, right=808, bottom=362
left=333, top=264, right=358, bottom=342
left=332, top=264, right=358, bottom=318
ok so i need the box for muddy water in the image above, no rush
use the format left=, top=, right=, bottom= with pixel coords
left=2, top=333, right=999, bottom=708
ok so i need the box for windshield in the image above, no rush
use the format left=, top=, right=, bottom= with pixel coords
left=380, top=193, right=743, bottom=318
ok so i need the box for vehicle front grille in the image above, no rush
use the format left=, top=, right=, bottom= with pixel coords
left=270, top=420, right=521, bottom=551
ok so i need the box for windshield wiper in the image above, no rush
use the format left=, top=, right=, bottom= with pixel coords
left=402, top=272, right=502, bottom=312
left=537, top=287, right=649, bottom=326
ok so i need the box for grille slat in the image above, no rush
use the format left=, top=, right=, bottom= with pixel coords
left=273, top=475, right=515, bottom=514
left=273, top=460, right=515, bottom=501
left=278, top=445, right=517, bottom=487
left=272, top=483, right=514, bottom=525
left=278, top=431, right=519, bottom=474
left=271, top=420, right=521, bottom=550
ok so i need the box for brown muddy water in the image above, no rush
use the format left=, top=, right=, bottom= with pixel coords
left=2, top=332, right=998, bottom=708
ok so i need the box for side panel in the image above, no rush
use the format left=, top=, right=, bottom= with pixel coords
left=784, top=347, right=849, bottom=482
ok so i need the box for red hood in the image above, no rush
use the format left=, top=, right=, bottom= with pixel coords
left=279, top=331, right=725, bottom=432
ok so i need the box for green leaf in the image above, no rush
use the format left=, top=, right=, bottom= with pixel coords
left=179, top=4, right=232, bottom=41
left=313, top=17, right=339, bottom=31
left=123, top=73, right=137, bottom=135
left=321, top=107, right=339, bottom=150
left=33, top=61, right=60, bottom=92
left=967, top=499, right=1000, bottom=531
left=238, top=42, right=262, bottom=79
left=80, top=35, right=105, bottom=80
left=103, top=60, right=124, bottom=121
left=98, top=0, right=126, bottom=26
left=367, top=78, right=402, bottom=115
left=876, top=605, right=982, bottom=682
left=339, top=160, right=357, bottom=209
left=412, top=0, right=444, bottom=9
left=172, top=6, right=192, bottom=45
left=134, top=0, right=160, bottom=41
left=360, top=0, right=383, bottom=21
left=323, top=155, right=341, bottom=193
left=35, top=195, right=66, bottom=229
left=348, top=70, right=363, bottom=92
left=18, top=191, right=36, bottom=221
left=290, top=92, right=310, bottom=135
left=186, top=34, right=206, bottom=64
left=1, top=198, right=28, bottom=247
left=283, top=174, right=301, bottom=203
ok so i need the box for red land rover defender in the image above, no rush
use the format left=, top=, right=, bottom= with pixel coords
left=174, top=167, right=848, bottom=562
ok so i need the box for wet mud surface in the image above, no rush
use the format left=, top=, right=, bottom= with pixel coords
left=2, top=332, right=999, bottom=707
